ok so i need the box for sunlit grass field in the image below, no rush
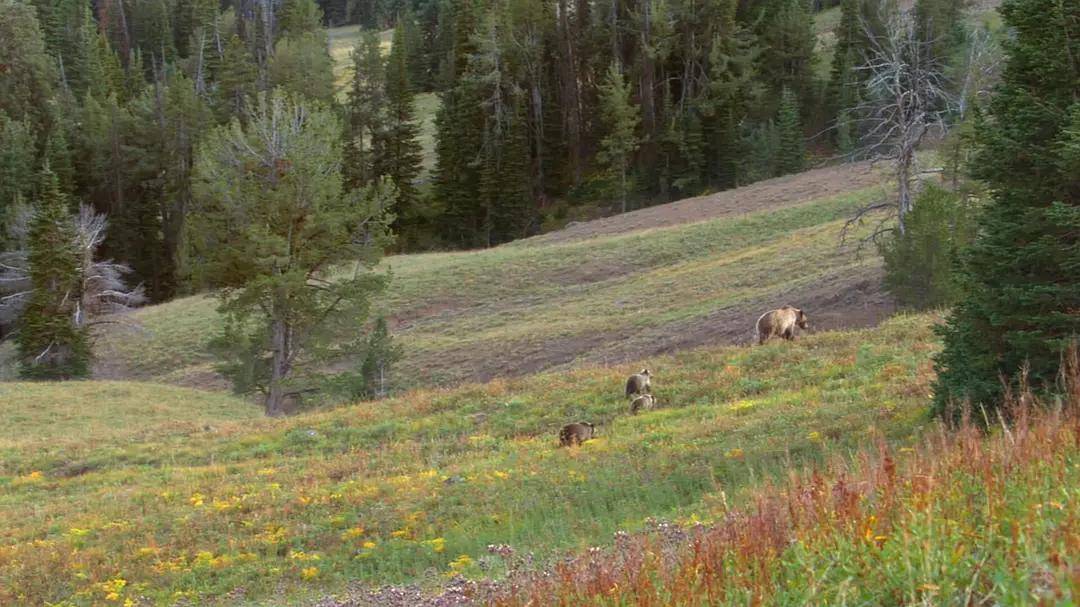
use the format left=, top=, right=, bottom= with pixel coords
left=1, top=314, right=938, bottom=605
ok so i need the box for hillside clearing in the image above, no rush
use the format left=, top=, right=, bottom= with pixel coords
left=0, top=314, right=938, bottom=605
left=82, top=162, right=893, bottom=394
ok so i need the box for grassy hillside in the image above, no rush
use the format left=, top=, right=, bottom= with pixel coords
left=0, top=314, right=938, bottom=606
left=482, top=383, right=1080, bottom=606
left=85, top=162, right=890, bottom=393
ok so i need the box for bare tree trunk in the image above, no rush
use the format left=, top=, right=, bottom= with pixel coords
left=558, top=0, right=584, bottom=186
left=638, top=0, right=658, bottom=175
left=265, top=298, right=291, bottom=417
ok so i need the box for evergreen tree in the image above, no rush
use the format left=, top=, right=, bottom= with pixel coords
left=757, top=0, right=816, bottom=109
left=375, top=20, right=427, bottom=246
left=343, top=31, right=387, bottom=189
left=359, top=315, right=403, bottom=398
left=17, top=167, right=90, bottom=380
left=215, top=34, right=259, bottom=120
left=190, top=91, right=397, bottom=416
left=775, top=86, right=805, bottom=175
left=278, top=0, right=324, bottom=39
left=596, top=62, right=641, bottom=213
left=433, top=0, right=486, bottom=247
left=933, top=0, right=1080, bottom=416
left=827, top=0, right=872, bottom=149
left=0, top=0, right=56, bottom=131
left=0, top=115, right=37, bottom=244
left=269, top=30, right=336, bottom=104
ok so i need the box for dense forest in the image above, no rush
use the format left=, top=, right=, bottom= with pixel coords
left=1, top=0, right=981, bottom=295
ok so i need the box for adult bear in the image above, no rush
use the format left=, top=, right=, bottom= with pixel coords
left=756, top=306, right=809, bottom=345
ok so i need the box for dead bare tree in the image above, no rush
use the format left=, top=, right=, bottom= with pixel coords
left=0, top=205, right=145, bottom=342
left=842, top=4, right=953, bottom=242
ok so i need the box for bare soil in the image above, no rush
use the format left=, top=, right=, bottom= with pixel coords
left=523, top=161, right=883, bottom=246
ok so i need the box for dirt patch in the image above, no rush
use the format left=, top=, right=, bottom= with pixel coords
left=400, top=267, right=895, bottom=388
left=524, top=162, right=883, bottom=247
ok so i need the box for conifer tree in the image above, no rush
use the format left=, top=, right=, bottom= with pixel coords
left=0, top=115, right=37, bottom=243
left=0, top=0, right=55, bottom=131
left=191, top=91, right=397, bottom=416
left=278, top=0, right=323, bottom=39
left=375, top=20, right=426, bottom=246
left=433, top=0, right=486, bottom=247
left=269, top=31, right=336, bottom=104
left=933, top=0, right=1080, bottom=416
left=215, top=34, right=259, bottom=120
left=343, top=31, right=387, bottom=189
left=359, top=316, right=402, bottom=398
left=17, top=167, right=90, bottom=380
left=775, top=86, right=805, bottom=175
left=597, top=62, right=641, bottom=213
left=757, top=0, right=816, bottom=109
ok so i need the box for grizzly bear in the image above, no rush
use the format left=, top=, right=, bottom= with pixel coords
left=756, top=306, right=809, bottom=345
left=559, top=422, right=596, bottom=447
left=629, top=393, right=656, bottom=415
left=625, top=369, right=652, bottom=398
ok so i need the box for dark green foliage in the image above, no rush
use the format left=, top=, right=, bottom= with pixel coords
left=17, top=167, right=90, bottom=380
left=190, top=91, right=397, bottom=416
left=359, top=316, right=403, bottom=398
left=0, top=0, right=55, bottom=131
left=0, top=114, right=37, bottom=244
left=596, top=63, right=641, bottom=213
left=215, top=34, right=259, bottom=121
left=269, top=31, right=336, bottom=104
left=757, top=0, right=816, bottom=110
left=880, top=184, right=977, bottom=309
left=775, top=86, right=805, bottom=175
left=375, top=20, right=428, bottom=247
left=343, top=31, right=387, bottom=189
left=279, top=0, right=324, bottom=38
left=933, top=0, right=1080, bottom=416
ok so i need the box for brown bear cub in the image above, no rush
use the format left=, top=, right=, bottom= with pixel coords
left=625, top=369, right=652, bottom=397
left=559, top=422, right=596, bottom=447
left=756, top=306, right=809, bottom=345
left=629, top=393, right=656, bottom=415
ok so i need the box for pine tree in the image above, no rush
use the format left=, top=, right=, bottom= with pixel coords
left=0, top=0, right=56, bottom=131
left=0, top=115, right=37, bottom=244
left=597, top=62, right=641, bottom=213
left=215, top=34, right=259, bottom=121
left=278, top=0, right=323, bottom=39
left=827, top=0, right=864, bottom=148
left=17, top=167, right=90, bottom=380
left=343, top=31, right=387, bottom=189
left=933, top=0, right=1080, bottom=416
left=269, top=30, right=336, bottom=104
left=375, top=20, right=426, bottom=246
left=433, top=0, right=487, bottom=247
left=775, top=86, right=805, bottom=175
left=190, top=91, right=397, bottom=416
left=757, top=0, right=816, bottom=111
left=359, top=316, right=402, bottom=398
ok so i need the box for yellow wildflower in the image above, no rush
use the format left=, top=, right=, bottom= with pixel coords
left=301, top=566, right=319, bottom=580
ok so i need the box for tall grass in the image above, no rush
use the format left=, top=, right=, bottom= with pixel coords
left=457, top=357, right=1080, bottom=606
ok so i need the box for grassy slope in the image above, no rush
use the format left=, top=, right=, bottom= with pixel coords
left=87, top=182, right=889, bottom=392
left=0, top=314, right=938, bottom=605
left=489, top=386, right=1080, bottom=606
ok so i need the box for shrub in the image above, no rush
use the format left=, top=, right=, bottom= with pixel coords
left=879, top=184, right=977, bottom=310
